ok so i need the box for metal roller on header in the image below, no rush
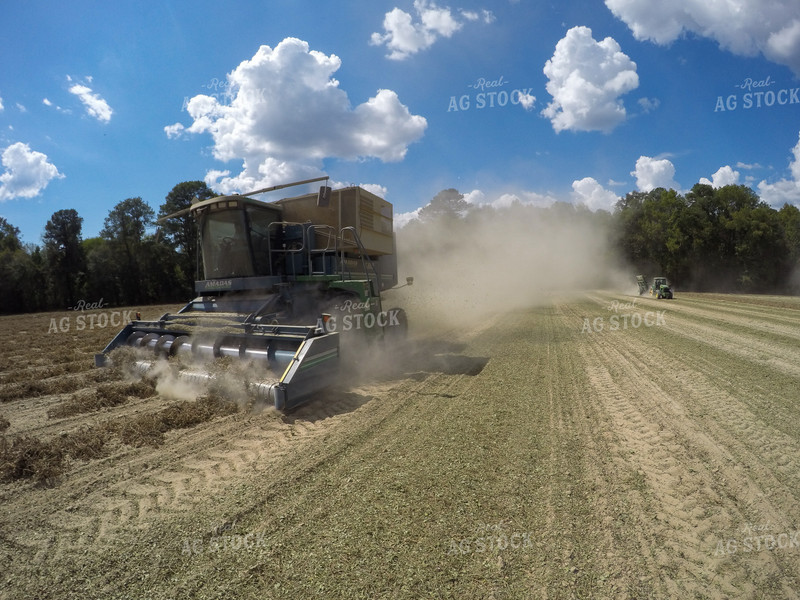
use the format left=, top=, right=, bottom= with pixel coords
left=95, top=177, right=411, bottom=410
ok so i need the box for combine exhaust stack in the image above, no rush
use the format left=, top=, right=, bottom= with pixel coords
left=96, top=178, right=408, bottom=410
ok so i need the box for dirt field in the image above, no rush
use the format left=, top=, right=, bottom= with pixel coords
left=2, top=292, right=800, bottom=599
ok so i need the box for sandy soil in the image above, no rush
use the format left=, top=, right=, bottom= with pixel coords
left=1, top=293, right=800, bottom=598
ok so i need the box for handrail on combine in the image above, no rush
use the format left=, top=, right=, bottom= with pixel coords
left=263, top=221, right=378, bottom=287
left=308, top=224, right=339, bottom=275
left=266, top=220, right=310, bottom=278
left=339, top=226, right=379, bottom=293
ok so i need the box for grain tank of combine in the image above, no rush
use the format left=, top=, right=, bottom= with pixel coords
left=95, top=178, right=408, bottom=410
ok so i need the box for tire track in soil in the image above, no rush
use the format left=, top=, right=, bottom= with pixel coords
left=536, top=303, right=660, bottom=598
left=656, top=295, right=800, bottom=348
left=589, top=291, right=800, bottom=339
left=137, top=369, right=485, bottom=600
left=3, top=385, right=376, bottom=575
left=563, top=297, right=800, bottom=598
left=52, top=367, right=455, bottom=599
left=587, top=291, right=800, bottom=378
left=676, top=297, right=800, bottom=330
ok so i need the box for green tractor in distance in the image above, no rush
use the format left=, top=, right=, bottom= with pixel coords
left=636, top=275, right=674, bottom=299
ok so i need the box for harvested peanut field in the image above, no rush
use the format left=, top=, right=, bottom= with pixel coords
left=2, top=292, right=800, bottom=599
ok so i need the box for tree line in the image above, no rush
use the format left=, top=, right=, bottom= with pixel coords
left=614, top=183, right=800, bottom=292
left=0, top=180, right=798, bottom=314
left=0, top=181, right=213, bottom=314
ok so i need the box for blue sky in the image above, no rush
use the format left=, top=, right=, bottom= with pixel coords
left=1, top=0, right=800, bottom=244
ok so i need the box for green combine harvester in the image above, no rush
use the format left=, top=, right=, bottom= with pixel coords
left=95, top=177, right=409, bottom=410
left=636, top=275, right=674, bottom=299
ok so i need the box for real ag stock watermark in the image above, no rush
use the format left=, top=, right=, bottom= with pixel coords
left=316, top=298, right=403, bottom=332
left=67, top=298, right=107, bottom=311
left=714, top=74, right=800, bottom=112
left=181, top=521, right=268, bottom=557
left=581, top=298, right=666, bottom=334
left=447, top=75, right=535, bottom=112
left=48, top=298, right=137, bottom=333
left=181, top=77, right=270, bottom=111
left=446, top=521, right=534, bottom=556
left=713, top=522, right=800, bottom=557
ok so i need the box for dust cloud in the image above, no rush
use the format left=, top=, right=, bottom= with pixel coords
left=112, top=345, right=279, bottom=410
left=106, top=201, right=633, bottom=404
left=393, top=202, right=630, bottom=329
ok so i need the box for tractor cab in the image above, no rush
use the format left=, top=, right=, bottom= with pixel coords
left=636, top=275, right=674, bottom=299
left=649, top=277, right=673, bottom=299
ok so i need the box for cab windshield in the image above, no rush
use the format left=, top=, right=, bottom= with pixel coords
left=200, top=208, right=254, bottom=279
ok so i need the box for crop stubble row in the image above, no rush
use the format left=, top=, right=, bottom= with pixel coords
left=1, top=294, right=800, bottom=598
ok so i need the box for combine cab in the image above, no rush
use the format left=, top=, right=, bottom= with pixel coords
left=636, top=275, right=673, bottom=299
left=96, top=178, right=409, bottom=410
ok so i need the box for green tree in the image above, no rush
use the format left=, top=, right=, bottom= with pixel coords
left=0, top=219, right=48, bottom=313
left=0, top=217, right=22, bottom=253
left=417, top=188, right=470, bottom=223
left=778, top=204, right=800, bottom=292
left=43, top=209, right=86, bottom=307
left=613, top=191, right=648, bottom=267
left=613, top=189, right=685, bottom=278
left=139, top=238, right=186, bottom=303
left=9, top=245, right=48, bottom=312
left=0, top=218, right=24, bottom=312
left=724, top=197, right=787, bottom=291
left=101, top=198, right=155, bottom=304
left=158, top=181, right=215, bottom=294
left=82, top=237, right=121, bottom=306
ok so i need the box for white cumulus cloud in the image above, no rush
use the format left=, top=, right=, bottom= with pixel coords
left=465, top=189, right=556, bottom=209
left=699, top=165, right=740, bottom=187
left=631, top=156, right=680, bottom=192
left=394, top=207, right=422, bottom=228
left=0, top=142, right=64, bottom=202
left=571, top=177, right=619, bottom=211
left=371, top=1, right=493, bottom=60
left=163, top=123, right=185, bottom=139
left=461, top=9, right=495, bottom=24
left=637, top=97, right=660, bottom=113
left=519, top=93, right=536, bottom=110
left=606, top=0, right=800, bottom=76
left=757, top=132, right=800, bottom=206
left=166, top=38, right=427, bottom=194
left=68, top=82, right=113, bottom=122
left=541, top=26, right=639, bottom=133
left=736, top=161, right=763, bottom=171
left=358, top=183, right=388, bottom=198
left=398, top=188, right=556, bottom=226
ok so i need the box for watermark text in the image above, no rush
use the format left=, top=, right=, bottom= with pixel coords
left=448, top=75, right=535, bottom=112
left=713, top=522, right=799, bottom=556
left=714, top=75, right=799, bottom=112
left=48, top=310, right=135, bottom=333
left=447, top=522, right=534, bottom=556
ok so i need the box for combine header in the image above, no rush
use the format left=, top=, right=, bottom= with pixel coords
left=96, top=177, right=409, bottom=410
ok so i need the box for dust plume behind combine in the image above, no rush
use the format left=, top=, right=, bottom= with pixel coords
left=393, top=203, right=630, bottom=331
